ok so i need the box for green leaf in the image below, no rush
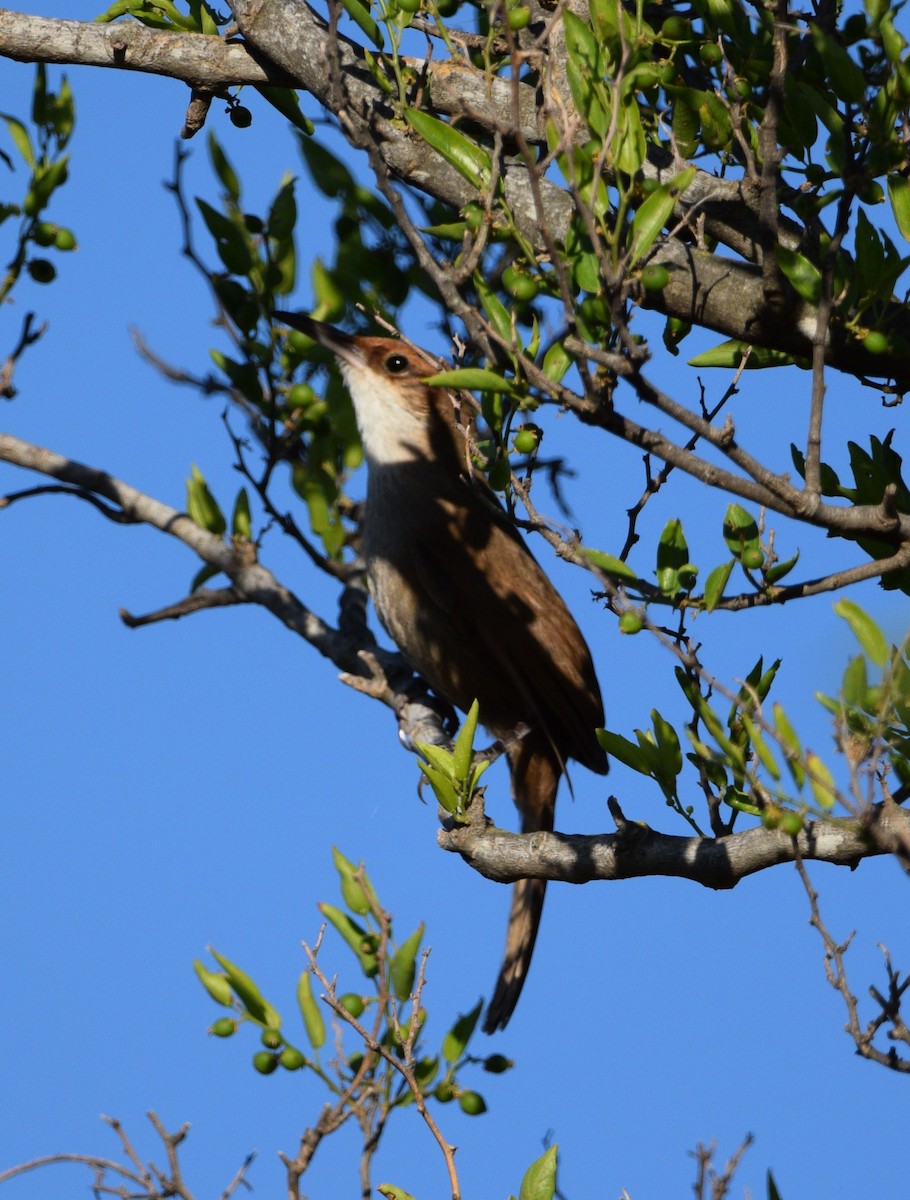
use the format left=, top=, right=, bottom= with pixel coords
left=404, top=108, right=492, bottom=190
left=193, top=959, right=233, bottom=1007
left=453, top=698, right=481, bottom=785
left=424, top=367, right=513, bottom=393
left=190, top=562, right=221, bottom=593
left=773, top=702, right=805, bottom=788
left=207, top=132, right=240, bottom=203
left=442, top=1000, right=483, bottom=1062
left=581, top=548, right=638, bottom=582
left=195, top=198, right=252, bottom=276
left=541, top=341, right=573, bottom=384
left=231, top=488, right=252, bottom=539
left=629, top=168, right=695, bottom=265
left=806, top=751, right=837, bottom=810
left=1, top=113, right=35, bottom=168
left=596, top=729, right=653, bottom=774
left=741, top=713, right=781, bottom=781
left=519, top=1145, right=558, bottom=1200
left=296, top=970, right=326, bottom=1049
left=209, top=949, right=280, bottom=1027
left=256, top=86, right=316, bottom=136
left=474, top=271, right=514, bottom=344
left=339, top=0, right=385, bottom=48
left=775, top=245, right=823, bottom=306
left=703, top=559, right=734, bottom=611
left=267, top=177, right=297, bottom=242
left=841, top=654, right=868, bottom=707
left=318, top=903, right=379, bottom=976
left=390, top=923, right=424, bottom=1001
left=186, top=464, right=227, bottom=534
left=834, top=599, right=888, bottom=666
left=687, top=339, right=801, bottom=369
left=651, top=710, right=682, bottom=777
left=887, top=171, right=910, bottom=241
left=722, top=504, right=759, bottom=560
left=656, top=517, right=689, bottom=596
left=332, top=846, right=372, bottom=915
left=764, top=549, right=800, bottom=585
left=810, top=25, right=867, bottom=105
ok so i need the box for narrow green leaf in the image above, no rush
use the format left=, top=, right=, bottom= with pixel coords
left=806, top=751, right=837, bottom=809
left=703, top=559, right=734, bottom=611
left=741, top=713, right=781, bottom=781
left=629, top=168, right=695, bottom=265
left=687, top=339, right=800, bottom=369
left=424, top=368, right=513, bottom=393
left=773, top=702, right=805, bottom=787
left=810, top=25, right=867, bottom=104
left=193, top=959, right=233, bottom=1007
left=297, top=970, right=326, bottom=1049
left=651, top=710, right=682, bottom=777
left=390, top=923, right=424, bottom=1001
left=474, top=271, right=513, bottom=344
left=256, top=86, right=316, bottom=136
left=453, top=698, right=480, bottom=785
left=339, top=0, right=385, bottom=48
left=209, top=949, right=279, bottom=1027
left=404, top=108, right=492, bottom=190
left=764, top=549, right=800, bottom=585
left=442, top=1000, right=483, bottom=1062
left=1, top=114, right=35, bottom=168
left=596, top=729, right=653, bottom=775
left=581, top=548, right=638, bottom=582
left=332, top=846, right=372, bottom=915
left=207, top=132, right=240, bottom=203
left=775, top=245, right=823, bottom=306
left=834, top=599, right=888, bottom=666
left=656, top=517, right=688, bottom=596
left=186, top=464, right=227, bottom=534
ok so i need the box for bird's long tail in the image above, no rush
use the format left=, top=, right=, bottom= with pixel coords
left=482, top=734, right=561, bottom=1033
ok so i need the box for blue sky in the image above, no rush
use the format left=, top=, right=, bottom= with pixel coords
left=2, top=5, right=909, bottom=1198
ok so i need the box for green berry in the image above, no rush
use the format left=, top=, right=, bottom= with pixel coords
left=459, top=1090, right=487, bottom=1115
left=27, top=258, right=56, bottom=283
left=339, top=993, right=366, bottom=1018
left=253, top=1051, right=279, bottom=1074
left=863, top=330, right=888, bottom=355
left=32, top=222, right=57, bottom=247
left=513, top=427, right=539, bottom=455
left=699, top=43, right=723, bottom=66
left=229, top=105, right=252, bottom=128
left=280, top=1047, right=306, bottom=1070
left=619, top=611, right=644, bottom=635
left=210, top=1018, right=236, bottom=1038
left=502, top=263, right=539, bottom=302
left=641, top=263, right=670, bottom=291
left=54, top=227, right=77, bottom=251
left=507, top=5, right=531, bottom=29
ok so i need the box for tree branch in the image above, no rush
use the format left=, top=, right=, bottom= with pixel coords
left=438, top=797, right=910, bottom=889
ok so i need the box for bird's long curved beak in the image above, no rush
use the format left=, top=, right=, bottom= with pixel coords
left=272, top=311, right=360, bottom=366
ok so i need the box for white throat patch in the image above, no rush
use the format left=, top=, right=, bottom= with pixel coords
left=340, top=359, right=428, bottom=465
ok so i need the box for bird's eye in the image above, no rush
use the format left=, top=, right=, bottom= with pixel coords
left=385, top=353, right=409, bottom=374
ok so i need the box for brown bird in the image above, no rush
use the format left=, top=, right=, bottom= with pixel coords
left=275, top=313, right=608, bottom=1031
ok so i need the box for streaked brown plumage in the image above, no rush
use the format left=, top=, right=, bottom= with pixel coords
left=275, top=313, right=608, bottom=1031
